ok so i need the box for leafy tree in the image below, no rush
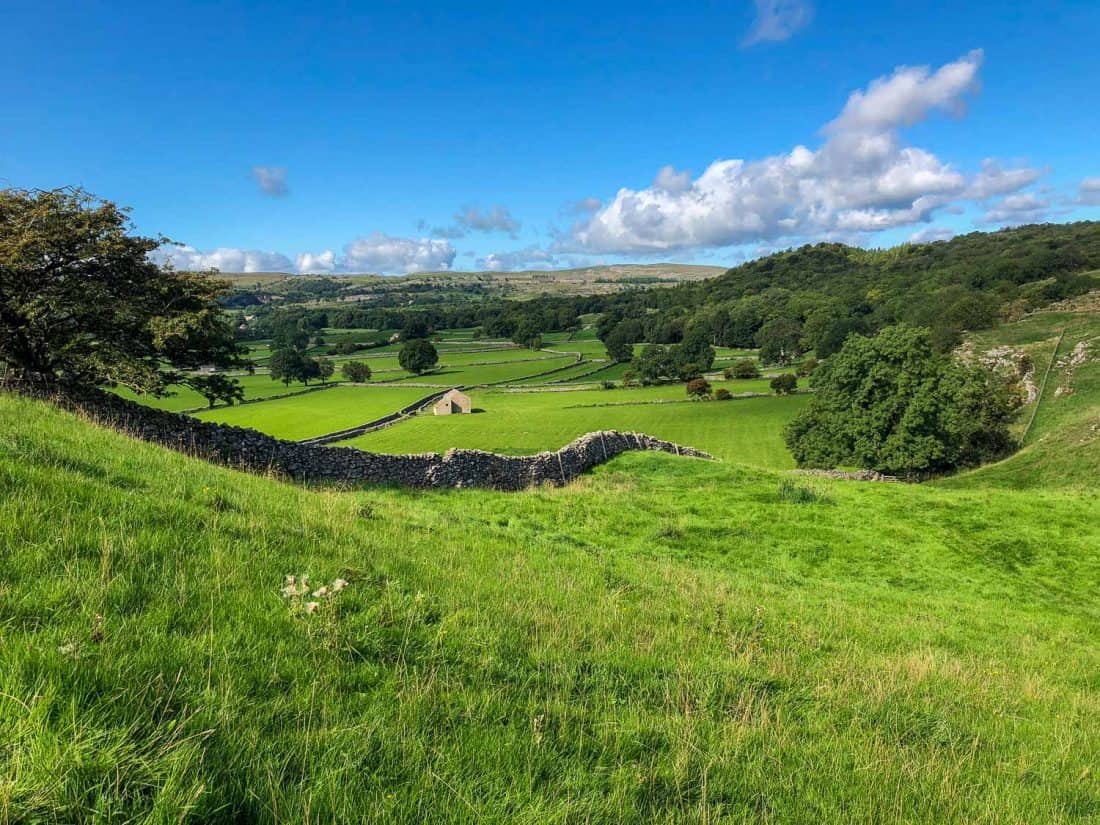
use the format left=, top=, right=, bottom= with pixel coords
left=341, top=361, right=372, bottom=383
left=686, top=378, right=712, bottom=399
left=299, top=357, right=321, bottom=385
left=316, top=357, right=335, bottom=385
left=632, top=344, right=673, bottom=384
left=190, top=373, right=245, bottom=408
left=0, top=188, right=246, bottom=393
left=797, top=357, right=820, bottom=377
left=770, top=373, right=798, bottom=395
left=399, top=339, right=439, bottom=374
left=401, top=316, right=431, bottom=340
left=603, top=319, right=644, bottom=363
left=672, top=329, right=715, bottom=375
left=756, top=318, right=804, bottom=365
left=784, top=325, right=1020, bottom=477
left=268, top=348, right=305, bottom=387
left=725, top=359, right=760, bottom=379
left=271, top=321, right=309, bottom=352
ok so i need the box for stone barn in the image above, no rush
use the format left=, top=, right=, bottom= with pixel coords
left=433, top=388, right=472, bottom=415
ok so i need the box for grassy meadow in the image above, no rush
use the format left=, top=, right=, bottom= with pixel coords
left=343, top=385, right=808, bottom=465
left=2, top=391, right=1099, bottom=822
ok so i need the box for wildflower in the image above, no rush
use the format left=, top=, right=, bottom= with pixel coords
left=285, top=574, right=296, bottom=585
left=304, top=601, right=319, bottom=614
left=331, top=578, right=348, bottom=592
left=312, top=586, right=330, bottom=598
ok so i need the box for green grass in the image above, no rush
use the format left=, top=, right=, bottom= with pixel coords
left=2, top=392, right=1099, bottom=822
left=386, top=356, right=578, bottom=386
left=192, top=385, right=437, bottom=440
left=343, top=386, right=807, bottom=465
left=113, top=373, right=332, bottom=412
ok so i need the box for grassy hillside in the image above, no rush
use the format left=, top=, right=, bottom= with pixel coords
left=3, top=392, right=1099, bottom=822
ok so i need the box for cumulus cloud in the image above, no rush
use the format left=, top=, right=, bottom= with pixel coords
left=295, top=250, right=336, bottom=274
left=339, top=233, right=456, bottom=274
left=454, top=204, right=521, bottom=236
left=252, top=166, right=289, bottom=197
left=1075, top=177, right=1100, bottom=206
left=564, top=51, right=1041, bottom=255
left=153, top=244, right=294, bottom=273
left=154, top=233, right=455, bottom=276
left=742, top=0, right=813, bottom=46
left=980, top=193, right=1051, bottom=225
left=476, top=246, right=580, bottom=272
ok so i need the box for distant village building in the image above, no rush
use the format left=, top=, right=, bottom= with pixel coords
left=433, top=388, right=471, bottom=415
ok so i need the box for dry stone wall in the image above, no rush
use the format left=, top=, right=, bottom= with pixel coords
left=10, top=381, right=712, bottom=490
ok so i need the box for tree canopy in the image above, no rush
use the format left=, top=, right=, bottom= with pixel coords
left=0, top=188, right=245, bottom=399
left=399, top=339, right=439, bottom=374
left=784, top=325, right=1020, bottom=477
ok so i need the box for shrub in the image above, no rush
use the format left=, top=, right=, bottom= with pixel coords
left=777, top=479, right=831, bottom=505
left=686, top=378, right=712, bottom=399
left=726, top=359, right=760, bottom=379
left=770, top=373, right=798, bottom=395
left=601, top=380, right=615, bottom=390
left=715, top=388, right=732, bottom=401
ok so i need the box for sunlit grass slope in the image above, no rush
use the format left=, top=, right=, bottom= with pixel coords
left=946, top=310, right=1100, bottom=489
left=3, top=392, right=1099, bottom=822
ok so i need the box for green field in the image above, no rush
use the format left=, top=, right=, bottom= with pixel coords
left=3, top=390, right=1099, bottom=822
left=384, top=355, right=579, bottom=386
left=193, top=385, right=437, bottom=440
left=343, top=384, right=805, bottom=465
left=114, top=373, right=335, bottom=412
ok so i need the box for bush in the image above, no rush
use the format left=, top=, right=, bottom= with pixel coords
left=784, top=324, right=1020, bottom=477
left=686, top=378, right=712, bottom=399
left=715, top=388, right=732, bottom=401
left=726, top=359, right=760, bottom=379
left=777, top=479, right=831, bottom=505
left=601, top=380, right=615, bottom=390
left=770, top=373, right=798, bottom=395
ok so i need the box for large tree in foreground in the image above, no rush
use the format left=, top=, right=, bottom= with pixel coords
left=0, top=188, right=246, bottom=398
left=784, top=325, right=1020, bottom=477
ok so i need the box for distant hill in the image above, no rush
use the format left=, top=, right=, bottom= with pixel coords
left=217, top=263, right=727, bottom=299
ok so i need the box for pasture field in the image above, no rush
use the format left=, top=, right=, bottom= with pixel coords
left=193, top=385, right=436, bottom=440
left=384, top=355, right=579, bottom=386
left=343, top=385, right=807, bottom=466
left=113, top=373, right=334, bottom=412
left=3, top=391, right=1099, bottom=822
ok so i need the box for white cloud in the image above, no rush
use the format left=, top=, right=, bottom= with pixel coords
left=339, top=233, right=456, bottom=274
left=653, top=165, right=692, bottom=193
left=1076, top=177, right=1100, bottom=206
left=908, top=226, right=956, bottom=244
left=476, top=246, right=579, bottom=272
left=252, top=166, right=289, bottom=197
left=154, top=234, right=455, bottom=276
left=295, top=250, right=336, bottom=274
left=565, top=51, right=1041, bottom=255
left=980, top=193, right=1051, bottom=225
left=966, top=159, right=1042, bottom=199
left=742, top=0, right=813, bottom=46
left=153, top=244, right=294, bottom=273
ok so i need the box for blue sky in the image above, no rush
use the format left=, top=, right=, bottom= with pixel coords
left=3, top=0, right=1099, bottom=274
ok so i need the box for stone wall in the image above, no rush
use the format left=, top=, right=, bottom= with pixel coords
left=9, top=381, right=713, bottom=490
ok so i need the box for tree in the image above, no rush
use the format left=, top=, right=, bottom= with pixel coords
left=671, top=329, right=715, bottom=376
left=632, top=344, right=674, bottom=384
left=399, top=339, right=439, bottom=374
left=770, top=373, right=798, bottom=395
left=603, top=319, right=643, bottom=363
left=341, top=361, right=372, bottom=383
left=686, top=378, right=712, bottom=399
left=756, top=318, right=804, bottom=366
left=190, top=373, right=245, bottom=408
left=315, top=357, right=335, bottom=385
left=401, top=316, right=431, bottom=340
left=0, top=188, right=246, bottom=394
left=784, top=325, right=1020, bottom=477
left=512, top=320, right=543, bottom=349
left=796, top=357, right=820, bottom=377
left=269, top=348, right=305, bottom=387
left=725, top=359, right=760, bottom=379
